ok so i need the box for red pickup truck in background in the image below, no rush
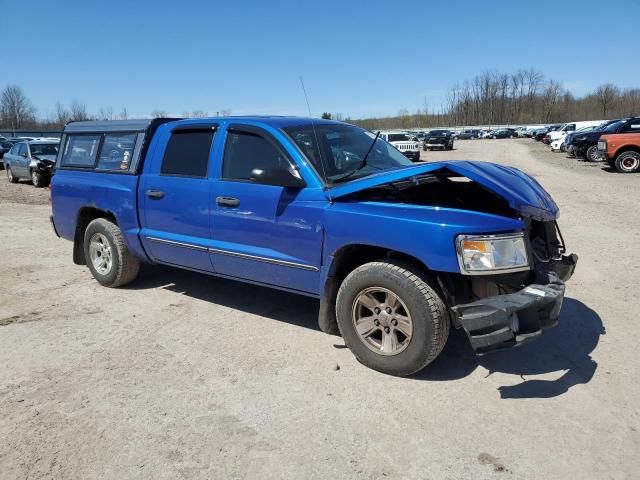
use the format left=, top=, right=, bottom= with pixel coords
left=598, top=118, right=640, bottom=173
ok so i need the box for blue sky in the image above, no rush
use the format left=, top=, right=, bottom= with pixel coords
left=2, top=0, right=639, bottom=119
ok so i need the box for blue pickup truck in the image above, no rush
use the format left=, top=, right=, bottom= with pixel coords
left=50, top=117, right=577, bottom=376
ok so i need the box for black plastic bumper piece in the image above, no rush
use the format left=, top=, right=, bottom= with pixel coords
left=554, top=253, right=578, bottom=282
left=452, top=254, right=577, bottom=354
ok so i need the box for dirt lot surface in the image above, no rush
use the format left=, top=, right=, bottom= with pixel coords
left=1, top=139, right=638, bottom=479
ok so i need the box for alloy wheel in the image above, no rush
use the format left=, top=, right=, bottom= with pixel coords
left=89, top=233, right=113, bottom=275
left=351, top=287, right=413, bottom=356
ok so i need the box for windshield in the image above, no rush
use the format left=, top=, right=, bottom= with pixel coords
left=428, top=130, right=449, bottom=136
left=603, top=120, right=625, bottom=132
left=284, top=124, right=412, bottom=185
left=386, top=133, right=411, bottom=142
left=30, top=143, right=59, bottom=156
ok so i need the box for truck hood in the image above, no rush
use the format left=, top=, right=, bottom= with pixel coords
left=328, top=161, right=559, bottom=221
left=33, top=154, right=57, bottom=162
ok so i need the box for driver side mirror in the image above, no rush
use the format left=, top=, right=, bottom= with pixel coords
left=250, top=167, right=306, bottom=188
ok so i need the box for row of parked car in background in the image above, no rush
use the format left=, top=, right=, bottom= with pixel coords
left=521, top=118, right=640, bottom=173
left=0, top=135, right=60, bottom=187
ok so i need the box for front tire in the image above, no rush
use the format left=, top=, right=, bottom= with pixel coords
left=614, top=151, right=640, bottom=173
left=6, top=166, right=18, bottom=183
left=585, top=145, right=601, bottom=162
left=31, top=170, right=49, bottom=188
left=83, top=218, right=140, bottom=287
left=336, top=260, right=449, bottom=376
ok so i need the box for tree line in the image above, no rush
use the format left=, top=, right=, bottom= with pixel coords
left=349, top=69, right=640, bottom=130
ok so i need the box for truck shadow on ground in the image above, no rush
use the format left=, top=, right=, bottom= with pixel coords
left=130, top=267, right=603, bottom=399
left=130, top=265, right=322, bottom=331
left=416, top=297, right=604, bottom=399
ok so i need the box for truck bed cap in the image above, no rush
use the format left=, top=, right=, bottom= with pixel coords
left=64, top=119, right=174, bottom=133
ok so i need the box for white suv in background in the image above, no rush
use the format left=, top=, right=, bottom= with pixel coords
left=547, top=121, right=604, bottom=143
left=379, top=131, right=421, bottom=162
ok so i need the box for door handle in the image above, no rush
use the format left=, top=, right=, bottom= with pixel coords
left=216, top=196, right=240, bottom=207
left=146, top=189, right=165, bottom=199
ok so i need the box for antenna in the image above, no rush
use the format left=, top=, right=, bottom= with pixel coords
left=299, top=76, right=331, bottom=200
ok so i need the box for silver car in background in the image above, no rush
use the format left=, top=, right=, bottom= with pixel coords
left=4, top=140, right=60, bottom=187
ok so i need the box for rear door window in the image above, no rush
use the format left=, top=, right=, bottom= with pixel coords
left=61, top=135, right=101, bottom=167
left=96, top=133, right=137, bottom=171
left=622, top=121, right=640, bottom=133
left=161, top=130, right=214, bottom=177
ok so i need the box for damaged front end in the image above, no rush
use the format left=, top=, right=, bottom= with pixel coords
left=451, top=220, right=578, bottom=354
left=330, top=160, right=577, bottom=355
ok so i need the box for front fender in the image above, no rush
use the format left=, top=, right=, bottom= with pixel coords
left=323, top=202, right=525, bottom=274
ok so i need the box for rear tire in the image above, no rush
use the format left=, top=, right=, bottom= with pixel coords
left=336, top=260, right=449, bottom=376
left=83, top=218, right=140, bottom=287
left=614, top=151, right=640, bottom=173
left=6, top=166, right=18, bottom=183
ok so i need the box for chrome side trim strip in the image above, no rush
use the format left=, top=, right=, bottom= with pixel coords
left=145, top=237, right=319, bottom=272
left=208, top=247, right=319, bottom=272
left=146, top=236, right=208, bottom=252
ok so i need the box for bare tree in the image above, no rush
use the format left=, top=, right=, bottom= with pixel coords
left=190, top=110, right=207, bottom=118
left=69, top=100, right=90, bottom=121
left=596, top=84, right=620, bottom=118
left=621, top=89, right=640, bottom=117
left=118, top=107, right=129, bottom=120
left=151, top=110, right=168, bottom=118
left=97, top=106, right=114, bottom=120
left=54, top=101, right=71, bottom=126
left=0, top=85, right=36, bottom=128
left=541, top=80, right=564, bottom=122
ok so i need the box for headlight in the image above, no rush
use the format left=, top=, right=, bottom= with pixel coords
left=575, top=136, right=587, bottom=141
left=597, top=141, right=607, bottom=151
left=456, top=233, right=530, bottom=274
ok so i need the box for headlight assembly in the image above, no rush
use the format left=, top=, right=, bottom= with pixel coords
left=456, top=233, right=530, bottom=274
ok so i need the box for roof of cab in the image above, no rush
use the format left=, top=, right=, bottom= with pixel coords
left=169, top=116, right=344, bottom=129
left=63, top=116, right=345, bottom=133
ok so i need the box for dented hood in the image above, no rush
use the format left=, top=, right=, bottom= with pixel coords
left=329, top=161, right=559, bottom=221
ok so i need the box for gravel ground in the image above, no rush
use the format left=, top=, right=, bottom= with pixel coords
left=0, top=171, right=50, bottom=205
left=0, top=139, right=638, bottom=479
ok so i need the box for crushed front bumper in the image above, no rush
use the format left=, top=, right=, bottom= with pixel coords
left=452, top=254, right=578, bottom=354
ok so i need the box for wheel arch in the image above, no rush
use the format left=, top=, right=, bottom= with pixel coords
left=318, top=243, right=438, bottom=335
left=613, top=144, right=640, bottom=158
left=73, top=207, right=119, bottom=265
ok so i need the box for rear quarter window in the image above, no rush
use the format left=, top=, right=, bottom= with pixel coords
left=96, top=133, right=137, bottom=171
left=61, top=135, right=101, bottom=167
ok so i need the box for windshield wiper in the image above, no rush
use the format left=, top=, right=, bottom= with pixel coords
left=332, top=131, right=380, bottom=183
